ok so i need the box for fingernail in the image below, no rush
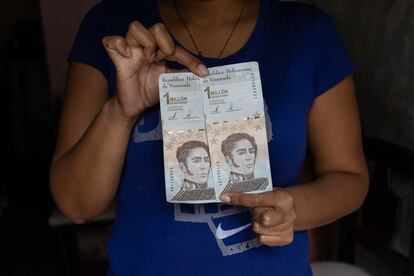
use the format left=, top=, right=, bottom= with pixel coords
left=219, top=194, right=231, bottom=203
left=258, top=235, right=267, bottom=244
left=198, top=64, right=209, bottom=76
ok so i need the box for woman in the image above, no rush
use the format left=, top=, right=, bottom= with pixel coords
left=50, top=0, right=369, bottom=275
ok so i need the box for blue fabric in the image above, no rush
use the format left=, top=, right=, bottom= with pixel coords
left=68, top=0, right=354, bottom=275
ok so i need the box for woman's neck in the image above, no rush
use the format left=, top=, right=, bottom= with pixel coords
left=166, top=0, right=249, bottom=27
left=157, top=0, right=259, bottom=58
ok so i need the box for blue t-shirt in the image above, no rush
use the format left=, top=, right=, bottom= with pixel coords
left=68, top=0, right=354, bottom=275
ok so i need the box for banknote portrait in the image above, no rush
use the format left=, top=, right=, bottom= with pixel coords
left=176, top=140, right=211, bottom=190
left=170, top=140, right=216, bottom=202
left=219, top=132, right=269, bottom=194
left=221, top=133, right=257, bottom=185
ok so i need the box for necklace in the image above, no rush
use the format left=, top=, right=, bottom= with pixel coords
left=172, top=0, right=247, bottom=58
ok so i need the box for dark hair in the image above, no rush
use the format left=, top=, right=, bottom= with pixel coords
left=221, top=133, right=257, bottom=157
left=176, top=140, right=209, bottom=164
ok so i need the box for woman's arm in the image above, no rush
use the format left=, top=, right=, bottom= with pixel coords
left=287, top=75, right=369, bottom=230
left=50, top=22, right=207, bottom=224
left=50, top=62, right=138, bottom=224
left=220, top=75, right=369, bottom=245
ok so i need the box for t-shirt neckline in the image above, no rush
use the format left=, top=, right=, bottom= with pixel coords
left=152, top=0, right=269, bottom=66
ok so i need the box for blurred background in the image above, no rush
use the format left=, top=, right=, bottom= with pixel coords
left=1, top=0, right=413, bottom=275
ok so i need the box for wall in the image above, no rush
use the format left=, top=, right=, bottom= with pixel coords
left=302, top=0, right=414, bottom=151
left=0, top=0, right=39, bottom=45
left=39, top=0, right=100, bottom=99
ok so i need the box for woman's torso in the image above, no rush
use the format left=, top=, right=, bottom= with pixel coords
left=70, top=0, right=331, bottom=275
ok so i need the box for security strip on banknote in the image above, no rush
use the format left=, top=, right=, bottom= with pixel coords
left=159, top=62, right=273, bottom=204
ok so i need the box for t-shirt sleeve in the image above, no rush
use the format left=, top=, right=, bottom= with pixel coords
left=313, top=7, right=355, bottom=98
left=67, top=4, right=109, bottom=80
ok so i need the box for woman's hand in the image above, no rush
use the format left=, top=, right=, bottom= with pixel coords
left=220, top=188, right=296, bottom=246
left=102, top=21, right=208, bottom=119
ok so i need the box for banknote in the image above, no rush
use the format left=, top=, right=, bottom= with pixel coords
left=159, top=62, right=273, bottom=203
left=200, top=62, right=273, bottom=197
left=159, top=73, right=216, bottom=204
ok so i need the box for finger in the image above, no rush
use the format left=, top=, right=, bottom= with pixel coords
left=253, top=222, right=274, bottom=235
left=220, top=191, right=275, bottom=208
left=167, top=46, right=209, bottom=77
left=260, top=208, right=285, bottom=228
left=259, top=231, right=294, bottom=247
left=252, top=221, right=292, bottom=236
left=148, top=23, right=175, bottom=62
left=102, top=36, right=131, bottom=58
left=166, top=67, right=190, bottom=74
left=126, top=21, right=157, bottom=59
left=251, top=207, right=270, bottom=223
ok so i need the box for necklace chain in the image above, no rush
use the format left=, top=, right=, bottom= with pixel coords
left=173, top=0, right=247, bottom=59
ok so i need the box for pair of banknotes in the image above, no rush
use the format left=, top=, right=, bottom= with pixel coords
left=159, top=62, right=273, bottom=203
